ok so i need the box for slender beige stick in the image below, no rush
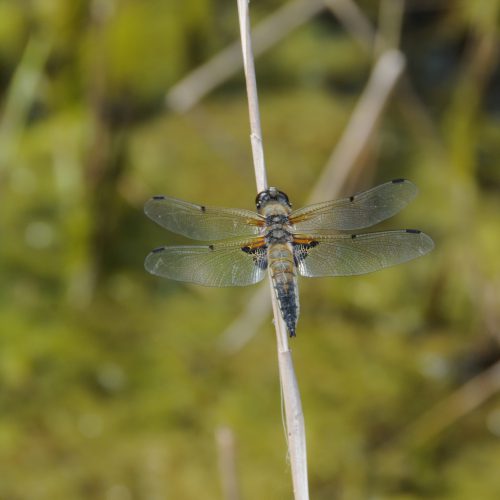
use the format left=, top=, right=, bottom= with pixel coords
left=237, top=1, right=309, bottom=498
left=237, top=0, right=267, bottom=193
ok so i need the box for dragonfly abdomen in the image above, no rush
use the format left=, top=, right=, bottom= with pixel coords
left=268, top=243, right=299, bottom=337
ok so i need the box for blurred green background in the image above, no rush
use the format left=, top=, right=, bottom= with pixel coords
left=1, top=0, right=500, bottom=498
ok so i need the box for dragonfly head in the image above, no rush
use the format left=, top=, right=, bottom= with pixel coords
left=256, top=187, right=292, bottom=214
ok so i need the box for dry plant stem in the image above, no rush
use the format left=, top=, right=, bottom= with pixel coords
left=237, top=0, right=267, bottom=192
left=237, top=1, right=309, bottom=498
left=167, top=0, right=324, bottom=113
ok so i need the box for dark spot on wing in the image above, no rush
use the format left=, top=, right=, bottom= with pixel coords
left=292, top=240, right=318, bottom=250
left=241, top=245, right=268, bottom=269
left=241, top=245, right=266, bottom=254
left=152, top=195, right=165, bottom=200
left=349, top=195, right=354, bottom=202
left=406, top=229, right=421, bottom=234
left=152, top=246, right=165, bottom=253
left=208, top=244, right=214, bottom=250
left=200, top=205, right=206, bottom=212
left=392, top=178, right=406, bottom=184
left=351, top=234, right=357, bottom=239
left=293, top=240, right=318, bottom=265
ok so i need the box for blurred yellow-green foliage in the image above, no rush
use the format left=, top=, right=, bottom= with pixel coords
left=1, top=0, right=500, bottom=498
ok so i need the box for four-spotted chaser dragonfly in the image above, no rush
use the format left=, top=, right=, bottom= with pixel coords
left=145, top=179, right=434, bottom=337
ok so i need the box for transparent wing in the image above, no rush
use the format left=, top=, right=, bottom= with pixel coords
left=145, top=237, right=267, bottom=287
left=294, top=230, right=434, bottom=277
left=290, top=179, right=418, bottom=231
left=144, top=195, right=264, bottom=240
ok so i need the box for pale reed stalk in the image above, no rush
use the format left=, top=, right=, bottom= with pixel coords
left=237, top=1, right=309, bottom=498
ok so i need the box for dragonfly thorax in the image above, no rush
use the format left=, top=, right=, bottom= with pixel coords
left=257, top=192, right=293, bottom=245
left=262, top=205, right=293, bottom=245
left=266, top=227, right=292, bottom=245
left=266, top=214, right=289, bottom=225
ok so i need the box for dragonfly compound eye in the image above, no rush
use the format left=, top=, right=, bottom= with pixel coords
left=255, top=190, right=270, bottom=209
left=256, top=187, right=291, bottom=210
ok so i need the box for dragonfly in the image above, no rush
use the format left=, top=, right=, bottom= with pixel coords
left=144, top=179, right=434, bottom=337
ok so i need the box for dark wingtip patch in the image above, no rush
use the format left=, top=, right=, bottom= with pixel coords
left=351, top=234, right=357, bottom=239
left=406, top=229, right=421, bottom=234
left=200, top=205, right=206, bottom=212
left=152, top=195, right=165, bottom=200
left=349, top=195, right=355, bottom=202
left=152, top=246, right=165, bottom=253
left=208, top=244, right=215, bottom=251
left=392, top=178, right=406, bottom=184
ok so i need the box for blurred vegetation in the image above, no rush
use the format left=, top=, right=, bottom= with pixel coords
left=1, top=0, right=500, bottom=498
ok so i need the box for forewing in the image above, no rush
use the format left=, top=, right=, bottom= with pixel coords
left=145, top=195, right=264, bottom=240
left=145, top=237, right=267, bottom=287
left=295, top=230, right=434, bottom=277
left=290, top=179, right=418, bottom=231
